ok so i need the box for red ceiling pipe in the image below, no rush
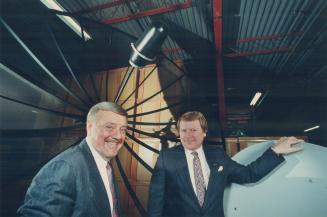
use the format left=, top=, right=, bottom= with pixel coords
left=213, top=0, right=227, bottom=140
left=237, top=32, right=303, bottom=43
left=227, top=32, right=303, bottom=45
left=224, top=47, right=291, bottom=58
left=102, top=0, right=192, bottom=25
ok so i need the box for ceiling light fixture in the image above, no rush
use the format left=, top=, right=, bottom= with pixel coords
left=304, top=125, right=320, bottom=132
left=250, top=92, right=262, bottom=106
left=40, top=0, right=92, bottom=41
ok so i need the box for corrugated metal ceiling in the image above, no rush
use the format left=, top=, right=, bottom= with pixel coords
left=53, top=0, right=326, bottom=74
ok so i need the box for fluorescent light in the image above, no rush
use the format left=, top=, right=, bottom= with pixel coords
left=40, top=0, right=92, bottom=41
left=304, top=125, right=320, bottom=132
left=250, top=92, right=262, bottom=106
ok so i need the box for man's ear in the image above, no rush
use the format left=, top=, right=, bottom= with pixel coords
left=86, top=120, right=92, bottom=133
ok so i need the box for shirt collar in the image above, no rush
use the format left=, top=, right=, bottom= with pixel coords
left=86, top=137, right=109, bottom=168
left=184, top=145, right=204, bottom=156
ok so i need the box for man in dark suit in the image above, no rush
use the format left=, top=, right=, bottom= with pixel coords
left=17, top=101, right=128, bottom=217
left=148, top=111, right=303, bottom=217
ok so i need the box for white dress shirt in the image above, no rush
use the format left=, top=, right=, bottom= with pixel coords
left=86, top=138, right=114, bottom=214
left=184, top=145, right=210, bottom=196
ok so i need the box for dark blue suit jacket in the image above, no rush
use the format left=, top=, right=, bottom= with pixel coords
left=148, top=144, right=284, bottom=217
left=17, top=139, right=121, bottom=217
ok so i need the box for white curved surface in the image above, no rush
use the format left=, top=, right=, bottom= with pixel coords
left=224, top=141, right=327, bottom=217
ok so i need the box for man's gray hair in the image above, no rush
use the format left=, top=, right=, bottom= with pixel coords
left=87, top=101, right=128, bottom=122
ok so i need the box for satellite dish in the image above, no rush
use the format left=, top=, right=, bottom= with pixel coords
left=224, top=141, right=327, bottom=217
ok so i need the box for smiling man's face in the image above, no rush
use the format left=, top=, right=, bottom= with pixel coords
left=87, top=110, right=127, bottom=160
left=179, top=120, right=206, bottom=151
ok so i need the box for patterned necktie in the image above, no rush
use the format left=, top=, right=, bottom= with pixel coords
left=191, top=151, right=206, bottom=207
left=106, top=161, right=118, bottom=217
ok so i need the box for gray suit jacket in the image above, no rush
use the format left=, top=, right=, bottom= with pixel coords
left=17, top=139, right=121, bottom=217
left=148, top=144, right=284, bottom=217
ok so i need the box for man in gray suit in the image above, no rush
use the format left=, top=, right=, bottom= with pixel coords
left=148, top=111, right=303, bottom=217
left=17, top=102, right=128, bottom=217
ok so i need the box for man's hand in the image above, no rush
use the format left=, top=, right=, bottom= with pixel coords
left=271, top=136, right=304, bottom=155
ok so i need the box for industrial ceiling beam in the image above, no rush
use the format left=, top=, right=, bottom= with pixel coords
left=213, top=0, right=227, bottom=142
left=73, top=0, right=135, bottom=15
left=224, top=47, right=291, bottom=58
left=102, top=0, right=192, bottom=25
left=229, top=32, right=303, bottom=44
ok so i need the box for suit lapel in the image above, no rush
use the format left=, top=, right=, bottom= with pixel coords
left=175, top=145, right=201, bottom=210
left=79, top=140, right=111, bottom=217
left=202, top=146, right=223, bottom=210
left=111, top=160, right=122, bottom=217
